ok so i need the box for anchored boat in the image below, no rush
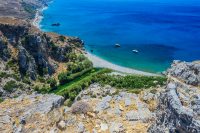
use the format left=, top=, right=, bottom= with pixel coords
left=115, top=43, right=121, bottom=47
left=132, top=49, right=139, bottom=53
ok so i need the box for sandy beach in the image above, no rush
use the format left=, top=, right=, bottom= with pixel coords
left=85, top=52, right=160, bottom=76
left=32, top=7, right=48, bottom=28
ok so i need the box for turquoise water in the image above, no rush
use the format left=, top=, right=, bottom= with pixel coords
left=40, top=0, right=200, bottom=73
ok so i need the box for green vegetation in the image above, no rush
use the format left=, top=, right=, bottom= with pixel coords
left=0, top=97, right=3, bottom=103
left=47, top=78, right=57, bottom=90
left=53, top=69, right=166, bottom=103
left=56, top=68, right=111, bottom=101
left=3, top=80, right=18, bottom=92
left=93, top=74, right=167, bottom=89
left=0, top=72, right=10, bottom=78
left=59, top=35, right=66, bottom=42
left=58, top=54, right=93, bottom=85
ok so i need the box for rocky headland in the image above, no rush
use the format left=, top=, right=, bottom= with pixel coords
left=0, top=17, right=84, bottom=99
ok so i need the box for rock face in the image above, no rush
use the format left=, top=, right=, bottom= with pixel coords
left=0, top=0, right=51, bottom=19
left=0, top=84, right=158, bottom=133
left=0, top=33, right=10, bottom=61
left=0, top=93, right=64, bottom=133
left=18, top=46, right=37, bottom=80
left=0, top=18, right=84, bottom=80
left=167, top=60, right=200, bottom=86
left=149, top=61, right=200, bottom=133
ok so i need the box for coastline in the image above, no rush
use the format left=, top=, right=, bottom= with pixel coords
left=32, top=2, right=160, bottom=77
left=32, top=6, right=48, bottom=28
left=85, top=52, right=160, bottom=76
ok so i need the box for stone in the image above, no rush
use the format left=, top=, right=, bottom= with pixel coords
left=20, top=116, right=26, bottom=124
left=119, top=104, right=124, bottom=111
left=66, top=116, right=77, bottom=126
left=102, top=95, right=112, bottom=102
left=64, top=106, right=71, bottom=114
left=57, top=120, right=66, bottom=130
left=124, top=98, right=132, bottom=106
left=109, top=122, right=125, bottom=133
left=96, top=98, right=111, bottom=112
left=100, top=123, right=108, bottom=131
left=92, top=128, right=97, bottom=133
left=77, top=122, right=85, bottom=133
left=0, top=115, right=11, bottom=124
left=114, top=107, right=122, bottom=116
left=0, top=87, right=4, bottom=96
left=72, top=101, right=92, bottom=114
left=87, top=112, right=95, bottom=117
left=126, top=111, right=139, bottom=121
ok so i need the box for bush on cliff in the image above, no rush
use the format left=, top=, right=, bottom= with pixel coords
left=4, top=80, right=18, bottom=92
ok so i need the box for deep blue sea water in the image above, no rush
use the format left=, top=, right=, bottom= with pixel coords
left=40, top=0, right=200, bottom=73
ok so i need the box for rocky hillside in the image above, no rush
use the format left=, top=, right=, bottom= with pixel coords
left=149, top=61, right=200, bottom=133
left=1, top=60, right=199, bottom=133
left=0, top=83, right=162, bottom=133
left=0, top=17, right=84, bottom=99
left=0, top=0, right=50, bottom=19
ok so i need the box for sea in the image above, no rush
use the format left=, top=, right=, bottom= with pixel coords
left=40, top=0, right=200, bottom=73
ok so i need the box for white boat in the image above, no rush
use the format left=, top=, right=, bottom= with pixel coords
left=132, top=49, right=139, bottom=53
left=115, top=44, right=121, bottom=47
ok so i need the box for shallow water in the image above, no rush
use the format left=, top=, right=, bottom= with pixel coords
left=40, top=0, right=200, bottom=73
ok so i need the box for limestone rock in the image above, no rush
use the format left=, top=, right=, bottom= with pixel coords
left=57, top=120, right=66, bottom=130
left=124, top=98, right=132, bottom=106
left=167, top=60, right=200, bottom=86
left=77, top=122, right=85, bottom=133
left=100, top=123, right=108, bottom=131
left=126, top=111, right=139, bottom=121
left=148, top=81, right=200, bottom=133
left=109, top=122, right=125, bottom=133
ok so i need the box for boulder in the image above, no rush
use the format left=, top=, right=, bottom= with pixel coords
left=57, top=120, right=66, bottom=130
left=167, top=61, right=200, bottom=86
left=100, top=123, right=108, bottom=131
left=109, top=122, right=125, bottom=133
left=126, top=111, right=139, bottom=121
left=77, top=122, right=85, bottom=133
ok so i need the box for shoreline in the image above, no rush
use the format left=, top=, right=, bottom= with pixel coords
left=32, top=6, right=48, bottom=29
left=85, top=52, right=161, bottom=76
left=32, top=2, right=160, bottom=77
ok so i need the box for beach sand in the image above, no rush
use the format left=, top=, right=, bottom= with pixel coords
left=85, top=52, right=160, bottom=76
left=32, top=7, right=48, bottom=28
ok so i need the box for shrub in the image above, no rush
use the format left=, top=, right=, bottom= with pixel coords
left=0, top=97, right=3, bottom=103
left=71, top=101, right=92, bottom=114
left=4, top=80, right=18, bottom=92
left=47, top=78, right=57, bottom=90
left=59, top=35, right=66, bottom=42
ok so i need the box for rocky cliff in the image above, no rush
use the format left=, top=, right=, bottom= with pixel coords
left=0, top=0, right=50, bottom=19
left=0, top=17, right=84, bottom=99
left=149, top=61, right=200, bottom=133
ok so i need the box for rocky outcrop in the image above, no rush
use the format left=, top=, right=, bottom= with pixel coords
left=167, top=60, right=200, bottom=86
left=18, top=46, right=37, bottom=80
left=0, top=93, right=64, bottom=133
left=0, top=18, right=83, bottom=80
left=149, top=61, right=200, bottom=133
left=0, top=33, right=10, bottom=61
left=0, top=0, right=51, bottom=19
left=0, top=84, right=159, bottom=133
